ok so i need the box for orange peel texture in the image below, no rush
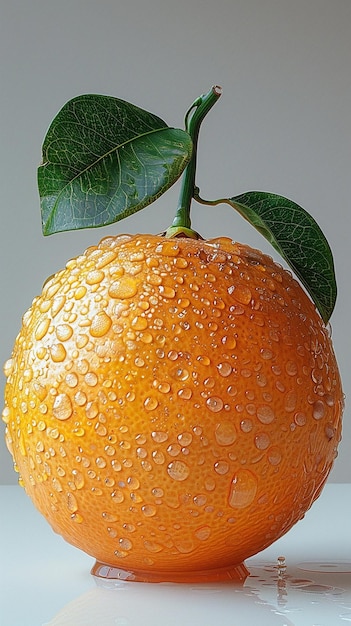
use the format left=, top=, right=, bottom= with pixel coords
left=2, top=234, right=343, bottom=581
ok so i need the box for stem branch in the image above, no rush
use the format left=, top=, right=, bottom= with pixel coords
left=166, top=85, right=222, bottom=237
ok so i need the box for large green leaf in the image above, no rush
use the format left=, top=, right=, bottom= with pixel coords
left=38, top=95, right=192, bottom=235
left=229, top=191, right=337, bottom=323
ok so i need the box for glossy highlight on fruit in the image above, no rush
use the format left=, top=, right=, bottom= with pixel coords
left=2, top=233, right=343, bottom=582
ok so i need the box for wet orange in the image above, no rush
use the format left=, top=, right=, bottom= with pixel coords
left=2, top=233, right=343, bottom=582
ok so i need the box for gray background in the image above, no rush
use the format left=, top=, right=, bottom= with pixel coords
left=1, top=0, right=350, bottom=483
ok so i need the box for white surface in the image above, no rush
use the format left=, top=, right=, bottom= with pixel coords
left=0, top=0, right=350, bottom=486
left=1, top=484, right=350, bottom=626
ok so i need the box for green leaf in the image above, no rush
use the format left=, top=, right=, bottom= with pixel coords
left=229, top=191, right=337, bottom=323
left=38, top=94, right=192, bottom=235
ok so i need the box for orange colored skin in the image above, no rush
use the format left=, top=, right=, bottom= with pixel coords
left=2, top=234, right=343, bottom=581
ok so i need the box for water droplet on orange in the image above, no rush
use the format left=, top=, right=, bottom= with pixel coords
left=195, top=525, right=211, bottom=541
left=257, top=405, right=275, bottom=424
left=35, top=318, right=50, bottom=341
left=206, top=396, right=224, bottom=413
left=144, top=396, right=158, bottom=411
left=56, top=324, right=73, bottom=342
left=177, top=387, right=192, bottom=400
left=142, top=505, right=157, bottom=517
left=228, top=469, right=258, bottom=508
left=313, top=400, right=325, bottom=420
left=108, top=276, right=138, bottom=299
left=51, top=343, right=67, bottom=363
left=3, top=359, right=14, bottom=377
left=254, top=433, right=270, bottom=450
left=90, top=311, right=112, bottom=337
left=284, top=390, right=297, bottom=412
left=67, top=492, right=78, bottom=512
left=74, top=390, right=87, bottom=406
left=215, top=421, right=237, bottom=445
left=72, top=469, right=85, bottom=489
left=167, top=460, right=190, bottom=481
left=53, top=394, right=72, bottom=421
left=151, top=431, right=168, bottom=443
left=217, top=362, right=232, bottom=377
left=268, top=447, right=282, bottom=466
left=214, top=460, right=230, bottom=475
left=65, top=373, right=78, bottom=388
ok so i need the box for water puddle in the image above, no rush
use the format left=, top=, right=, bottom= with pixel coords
left=45, top=557, right=351, bottom=625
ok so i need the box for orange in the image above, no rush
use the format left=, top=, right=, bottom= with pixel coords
left=2, top=232, right=343, bottom=582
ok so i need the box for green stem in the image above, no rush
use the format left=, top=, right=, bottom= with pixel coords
left=166, top=85, right=222, bottom=238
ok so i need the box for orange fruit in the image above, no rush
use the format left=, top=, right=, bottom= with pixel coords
left=2, top=232, right=343, bottom=582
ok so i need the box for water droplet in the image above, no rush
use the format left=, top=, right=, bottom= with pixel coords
left=108, top=276, right=137, bottom=299
left=152, top=450, right=165, bottom=465
left=167, top=443, right=181, bottom=457
left=119, top=538, right=133, bottom=550
left=268, top=447, right=282, bottom=465
left=171, top=367, right=189, bottom=382
left=254, top=432, right=270, bottom=450
left=228, top=469, right=258, bottom=508
left=53, top=394, right=72, bottom=421
left=142, top=504, right=156, bottom=517
left=214, top=460, right=230, bottom=474
left=85, top=372, right=98, bottom=387
left=286, top=360, right=298, bottom=376
left=206, top=396, right=224, bottom=413
left=65, top=373, right=78, bottom=388
left=325, top=423, right=335, bottom=440
left=284, top=390, right=297, bottom=412
left=73, top=285, right=86, bottom=301
left=195, top=525, right=211, bottom=541
left=294, top=411, right=307, bottom=426
left=86, top=269, right=105, bottom=285
left=144, top=396, right=158, bottom=411
left=229, top=284, right=252, bottom=305
left=159, top=285, right=176, bottom=299
left=215, top=421, right=237, bottom=445
left=221, top=335, right=237, bottom=350
left=167, top=460, right=189, bottom=481
left=35, top=317, right=50, bottom=341
left=77, top=359, right=89, bottom=375
left=176, top=389, right=191, bottom=405
left=131, top=315, right=148, bottom=331
left=72, top=469, right=85, bottom=489
left=86, top=402, right=99, bottom=419
left=52, top=477, right=63, bottom=492
left=217, top=362, right=232, bottom=377
left=177, top=432, right=193, bottom=446
left=3, top=359, right=14, bottom=377
left=74, top=391, right=87, bottom=406
left=95, top=422, right=107, bottom=436
left=51, top=343, right=67, bottom=363
left=90, top=311, right=112, bottom=337
left=51, top=295, right=66, bottom=317
left=96, top=456, right=107, bottom=468
left=257, top=405, right=275, bottom=424
left=56, top=324, right=73, bottom=342
left=151, top=431, right=168, bottom=443
left=67, top=492, right=78, bottom=512
left=313, top=400, right=325, bottom=420
left=144, top=540, right=164, bottom=553
left=111, top=490, right=124, bottom=502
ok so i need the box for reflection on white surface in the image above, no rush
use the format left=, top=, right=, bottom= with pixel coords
left=2, top=485, right=351, bottom=626
left=45, top=560, right=351, bottom=626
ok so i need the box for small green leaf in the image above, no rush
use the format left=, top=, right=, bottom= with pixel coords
left=38, top=95, right=192, bottom=235
left=229, top=191, right=337, bottom=323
